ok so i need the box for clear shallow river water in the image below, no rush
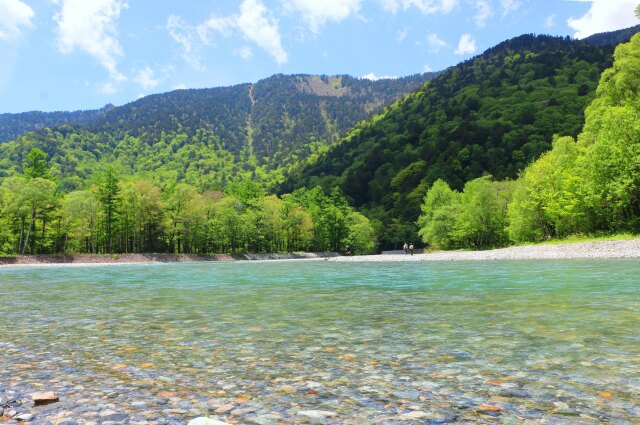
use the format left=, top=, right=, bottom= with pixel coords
left=1, top=259, right=639, bottom=424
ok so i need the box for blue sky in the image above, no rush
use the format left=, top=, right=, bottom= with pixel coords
left=0, top=0, right=637, bottom=113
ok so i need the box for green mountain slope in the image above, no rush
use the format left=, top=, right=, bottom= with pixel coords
left=86, top=73, right=436, bottom=162
left=417, top=32, right=640, bottom=249
left=0, top=73, right=435, bottom=190
left=280, top=29, right=640, bottom=248
left=0, top=105, right=113, bottom=143
left=582, top=24, right=640, bottom=46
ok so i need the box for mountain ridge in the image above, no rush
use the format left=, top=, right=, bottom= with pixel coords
left=0, top=72, right=437, bottom=192
left=0, top=73, right=437, bottom=150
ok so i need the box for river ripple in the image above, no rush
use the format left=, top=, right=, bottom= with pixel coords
left=1, top=259, right=639, bottom=424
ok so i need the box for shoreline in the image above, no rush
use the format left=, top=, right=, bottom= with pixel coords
left=0, top=252, right=338, bottom=267
left=331, top=238, right=640, bottom=262
left=1, top=239, right=639, bottom=266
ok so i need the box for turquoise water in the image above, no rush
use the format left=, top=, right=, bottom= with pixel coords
left=1, top=259, right=639, bottom=423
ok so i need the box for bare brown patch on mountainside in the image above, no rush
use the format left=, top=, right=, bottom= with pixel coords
left=295, top=76, right=351, bottom=97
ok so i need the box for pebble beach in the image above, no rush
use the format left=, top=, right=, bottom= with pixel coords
left=330, top=238, right=640, bottom=262
left=1, top=239, right=639, bottom=267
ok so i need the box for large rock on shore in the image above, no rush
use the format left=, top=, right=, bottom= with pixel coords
left=31, top=392, right=59, bottom=406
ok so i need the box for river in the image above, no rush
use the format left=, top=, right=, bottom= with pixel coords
left=1, top=259, right=639, bottom=423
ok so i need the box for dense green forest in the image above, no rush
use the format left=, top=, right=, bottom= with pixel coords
left=281, top=29, right=639, bottom=248
left=0, top=155, right=375, bottom=255
left=417, top=33, right=640, bottom=249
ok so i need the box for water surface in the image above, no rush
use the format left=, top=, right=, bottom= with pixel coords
left=1, top=259, right=639, bottom=424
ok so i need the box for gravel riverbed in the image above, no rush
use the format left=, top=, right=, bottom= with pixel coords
left=330, top=239, right=640, bottom=262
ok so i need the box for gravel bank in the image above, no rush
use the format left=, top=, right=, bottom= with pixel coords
left=330, top=239, right=640, bottom=262
left=2, top=240, right=638, bottom=266
left=0, top=252, right=338, bottom=266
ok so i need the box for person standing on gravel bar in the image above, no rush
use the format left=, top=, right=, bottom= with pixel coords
left=403, top=242, right=409, bottom=254
left=409, top=243, right=414, bottom=255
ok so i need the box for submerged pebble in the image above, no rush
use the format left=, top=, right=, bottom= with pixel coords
left=1, top=260, right=639, bottom=423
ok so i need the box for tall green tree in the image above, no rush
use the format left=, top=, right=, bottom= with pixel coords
left=96, top=167, right=122, bottom=253
left=164, top=183, right=204, bottom=253
left=281, top=195, right=314, bottom=252
left=454, top=177, right=513, bottom=248
left=61, top=190, right=99, bottom=253
left=344, top=211, right=376, bottom=254
left=24, top=148, right=51, bottom=180
left=20, top=178, right=58, bottom=254
left=120, top=180, right=164, bottom=253
left=254, top=195, right=285, bottom=253
left=507, top=136, right=584, bottom=242
left=209, top=196, right=245, bottom=253
left=0, top=176, right=30, bottom=254
left=417, top=179, right=461, bottom=249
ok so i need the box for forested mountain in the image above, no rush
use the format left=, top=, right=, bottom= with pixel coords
left=417, top=33, right=640, bottom=249
left=87, top=73, right=435, bottom=162
left=583, top=24, right=640, bottom=46
left=0, top=73, right=434, bottom=159
left=0, top=73, right=435, bottom=191
left=0, top=104, right=113, bottom=143
left=281, top=28, right=640, bottom=248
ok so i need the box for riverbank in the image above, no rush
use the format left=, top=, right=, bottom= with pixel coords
left=331, top=238, right=640, bottom=262
left=2, top=239, right=639, bottom=266
left=0, top=252, right=338, bottom=266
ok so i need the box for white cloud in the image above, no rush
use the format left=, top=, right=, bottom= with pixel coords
left=567, top=1, right=638, bottom=39
left=173, top=83, right=187, bottom=90
left=167, top=14, right=202, bottom=70
left=426, top=32, right=446, bottom=52
left=0, top=0, right=34, bottom=40
left=196, top=15, right=235, bottom=44
left=284, top=0, right=362, bottom=33
left=134, top=66, right=159, bottom=90
left=235, top=46, right=253, bottom=59
left=237, top=0, right=287, bottom=64
left=545, top=14, right=555, bottom=28
left=172, top=0, right=287, bottom=66
left=501, top=0, right=520, bottom=17
left=473, top=0, right=493, bottom=27
left=361, top=73, right=397, bottom=81
left=54, top=0, right=128, bottom=81
left=381, top=0, right=458, bottom=14
left=423, top=64, right=433, bottom=72
left=455, top=33, right=477, bottom=55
